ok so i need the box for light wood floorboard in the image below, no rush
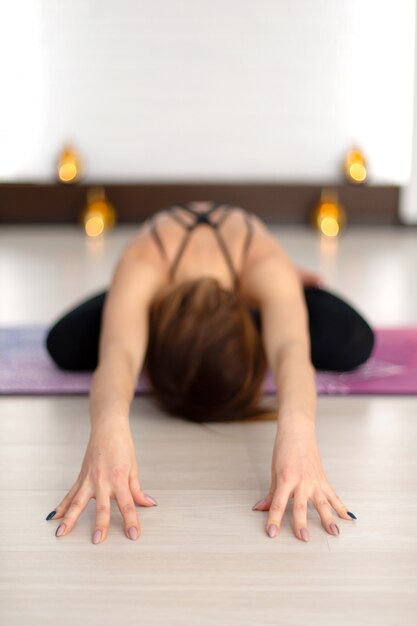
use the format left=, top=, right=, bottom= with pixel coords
left=0, top=226, right=416, bottom=625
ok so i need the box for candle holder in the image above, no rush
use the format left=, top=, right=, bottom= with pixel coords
left=57, top=144, right=83, bottom=183
left=344, top=147, right=367, bottom=184
left=80, top=186, right=117, bottom=238
left=311, top=188, right=347, bottom=238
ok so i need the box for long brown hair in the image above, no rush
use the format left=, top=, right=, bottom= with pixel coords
left=143, top=277, right=276, bottom=422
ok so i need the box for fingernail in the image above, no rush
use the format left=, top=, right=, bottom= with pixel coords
left=347, top=511, right=357, bottom=520
left=267, top=524, right=277, bottom=538
left=145, top=494, right=158, bottom=505
left=92, top=529, right=102, bottom=544
left=128, top=526, right=138, bottom=540
left=252, top=498, right=264, bottom=510
left=330, top=523, right=340, bottom=536
left=55, top=523, right=66, bottom=537
left=46, top=510, right=56, bottom=521
left=300, top=528, right=310, bottom=542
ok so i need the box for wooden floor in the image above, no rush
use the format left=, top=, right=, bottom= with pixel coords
left=1, top=224, right=416, bottom=626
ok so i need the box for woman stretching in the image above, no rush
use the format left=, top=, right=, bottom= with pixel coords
left=45, top=200, right=373, bottom=545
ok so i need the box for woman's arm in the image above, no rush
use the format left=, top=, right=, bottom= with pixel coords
left=89, top=246, right=165, bottom=432
left=243, top=246, right=355, bottom=542
left=46, top=246, right=164, bottom=544
left=242, top=249, right=316, bottom=430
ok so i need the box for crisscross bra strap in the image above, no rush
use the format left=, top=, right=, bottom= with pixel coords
left=148, top=202, right=255, bottom=288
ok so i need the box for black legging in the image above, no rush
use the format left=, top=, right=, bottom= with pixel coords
left=45, top=287, right=375, bottom=373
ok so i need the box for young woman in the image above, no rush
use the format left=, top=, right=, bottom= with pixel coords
left=45, top=200, right=372, bottom=545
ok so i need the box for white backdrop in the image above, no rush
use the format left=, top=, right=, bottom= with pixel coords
left=0, top=0, right=416, bottom=220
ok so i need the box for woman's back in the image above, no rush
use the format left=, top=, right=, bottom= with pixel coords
left=126, top=200, right=281, bottom=307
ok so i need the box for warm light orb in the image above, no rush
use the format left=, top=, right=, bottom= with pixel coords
left=344, top=148, right=367, bottom=184
left=59, top=162, right=77, bottom=182
left=320, top=216, right=339, bottom=237
left=85, top=214, right=105, bottom=237
left=311, top=189, right=346, bottom=238
left=81, top=186, right=117, bottom=238
left=349, top=162, right=367, bottom=182
left=57, top=145, right=82, bottom=183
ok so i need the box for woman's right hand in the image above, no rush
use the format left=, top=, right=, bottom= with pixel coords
left=46, top=426, right=158, bottom=544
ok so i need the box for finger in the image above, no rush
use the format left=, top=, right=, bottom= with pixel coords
left=91, top=484, right=111, bottom=545
left=252, top=492, right=273, bottom=511
left=129, top=473, right=158, bottom=507
left=325, top=489, right=356, bottom=521
left=55, top=484, right=92, bottom=538
left=46, top=479, right=81, bottom=521
left=114, top=484, right=141, bottom=541
left=252, top=485, right=296, bottom=510
left=292, top=490, right=310, bottom=542
left=311, top=490, right=340, bottom=536
left=265, top=482, right=293, bottom=538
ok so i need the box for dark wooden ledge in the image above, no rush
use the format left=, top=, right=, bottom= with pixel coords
left=0, top=182, right=401, bottom=224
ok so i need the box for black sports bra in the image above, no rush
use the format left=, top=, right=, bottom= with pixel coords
left=147, top=202, right=255, bottom=289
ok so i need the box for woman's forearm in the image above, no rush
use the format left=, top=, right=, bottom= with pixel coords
left=273, top=343, right=317, bottom=432
left=89, top=347, right=137, bottom=433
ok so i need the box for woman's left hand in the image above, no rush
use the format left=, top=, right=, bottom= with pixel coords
left=252, top=423, right=354, bottom=541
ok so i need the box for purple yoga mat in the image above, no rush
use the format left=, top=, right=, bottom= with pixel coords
left=0, top=326, right=416, bottom=395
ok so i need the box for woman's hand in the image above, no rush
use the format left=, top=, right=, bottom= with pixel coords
left=252, top=423, right=355, bottom=541
left=45, top=426, right=158, bottom=544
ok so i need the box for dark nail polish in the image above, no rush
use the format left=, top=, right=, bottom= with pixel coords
left=46, top=511, right=56, bottom=521
left=347, top=511, right=357, bottom=520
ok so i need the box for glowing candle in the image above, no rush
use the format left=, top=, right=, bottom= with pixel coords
left=311, top=189, right=347, bottom=238
left=344, top=148, right=367, bottom=184
left=81, top=187, right=116, bottom=238
left=57, top=144, right=82, bottom=183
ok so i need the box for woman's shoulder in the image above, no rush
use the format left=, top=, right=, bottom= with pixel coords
left=119, top=206, right=286, bottom=287
left=242, top=211, right=284, bottom=270
left=239, top=213, right=296, bottom=304
left=118, top=217, right=170, bottom=276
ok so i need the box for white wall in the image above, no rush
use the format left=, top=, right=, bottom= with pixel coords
left=0, top=1, right=415, bottom=198
left=400, top=0, right=417, bottom=224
